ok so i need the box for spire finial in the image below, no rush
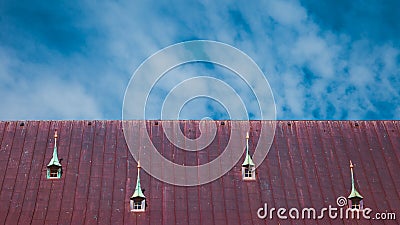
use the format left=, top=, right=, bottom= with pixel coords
left=131, top=160, right=145, bottom=199
left=348, top=160, right=363, bottom=199
left=136, top=160, right=142, bottom=182
left=242, top=131, right=254, bottom=167
left=47, top=129, right=61, bottom=168
left=246, top=132, right=249, bottom=158
left=350, top=160, right=355, bottom=189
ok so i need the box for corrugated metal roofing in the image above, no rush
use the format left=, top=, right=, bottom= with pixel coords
left=0, top=120, right=399, bottom=224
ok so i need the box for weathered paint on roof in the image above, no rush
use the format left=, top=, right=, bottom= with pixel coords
left=0, top=120, right=399, bottom=224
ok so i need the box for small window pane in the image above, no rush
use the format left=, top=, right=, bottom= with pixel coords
left=244, top=168, right=249, bottom=177
left=50, top=168, right=59, bottom=177
left=133, top=200, right=142, bottom=210
left=244, top=167, right=253, bottom=178
left=242, top=166, right=255, bottom=180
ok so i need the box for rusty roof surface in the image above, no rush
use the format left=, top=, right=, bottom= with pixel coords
left=0, top=120, right=399, bottom=224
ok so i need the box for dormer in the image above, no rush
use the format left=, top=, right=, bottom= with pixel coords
left=348, top=160, right=363, bottom=209
left=47, top=130, right=62, bottom=179
left=242, top=132, right=255, bottom=180
left=130, top=161, right=146, bottom=212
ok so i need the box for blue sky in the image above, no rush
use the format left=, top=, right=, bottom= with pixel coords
left=0, top=0, right=399, bottom=120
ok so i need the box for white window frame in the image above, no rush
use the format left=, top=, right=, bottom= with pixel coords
left=242, top=166, right=255, bottom=180
left=130, top=199, right=146, bottom=212
left=49, top=168, right=59, bottom=178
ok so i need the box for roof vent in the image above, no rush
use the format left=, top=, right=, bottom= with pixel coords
left=348, top=160, right=363, bottom=210
left=47, top=130, right=62, bottom=179
left=130, top=161, right=146, bottom=212
left=242, top=132, right=255, bottom=181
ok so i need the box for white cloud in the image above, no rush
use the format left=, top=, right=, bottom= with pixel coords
left=0, top=78, right=102, bottom=120
left=265, top=0, right=308, bottom=28
left=1, top=0, right=399, bottom=120
left=0, top=46, right=103, bottom=120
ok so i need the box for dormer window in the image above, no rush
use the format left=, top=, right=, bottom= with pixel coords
left=242, top=132, right=256, bottom=180
left=347, top=161, right=364, bottom=210
left=130, top=197, right=146, bottom=212
left=349, top=197, right=363, bottom=210
left=133, top=200, right=143, bottom=210
left=130, top=161, right=146, bottom=212
left=242, top=165, right=255, bottom=180
left=48, top=166, right=62, bottom=179
left=244, top=167, right=252, bottom=178
left=47, top=130, right=62, bottom=179
left=49, top=168, right=58, bottom=177
left=351, top=203, right=360, bottom=209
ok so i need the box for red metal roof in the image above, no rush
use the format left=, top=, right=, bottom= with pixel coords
left=0, top=120, right=399, bottom=224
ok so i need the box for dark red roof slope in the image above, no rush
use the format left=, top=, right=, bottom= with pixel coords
left=0, top=121, right=399, bottom=225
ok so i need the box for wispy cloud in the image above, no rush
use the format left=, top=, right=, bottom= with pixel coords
left=0, top=0, right=399, bottom=120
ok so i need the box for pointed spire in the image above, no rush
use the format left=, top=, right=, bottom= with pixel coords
left=47, top=130, right=61, bottom=167
left=348, top=160, right=363, bottom=199
left=242, top=132, right=255, bottom=166
left=131, top=161, right=145, bottom=199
